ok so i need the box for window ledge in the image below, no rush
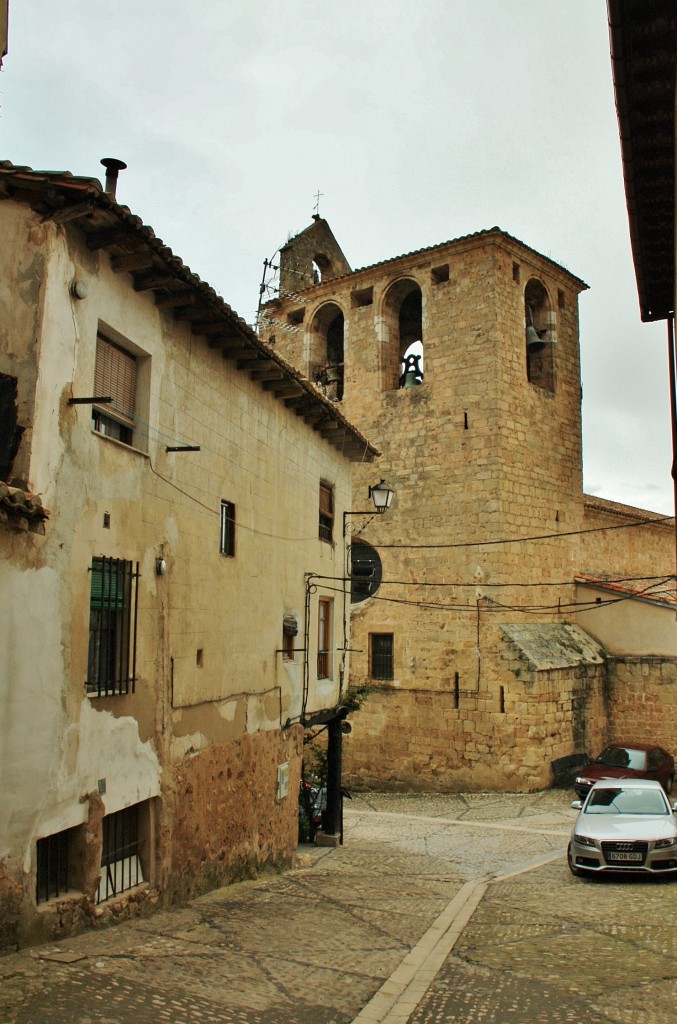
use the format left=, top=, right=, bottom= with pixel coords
left=96, top=881, right=149, bottom=907
left=91, top=428, right=149, bottom=458
left=36, top=889, right=85, bottom=910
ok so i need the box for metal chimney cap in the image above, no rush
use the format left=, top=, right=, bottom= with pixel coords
left=100, top=157, right=127, bottom=173
left=100, top=158, right=127, bottom=198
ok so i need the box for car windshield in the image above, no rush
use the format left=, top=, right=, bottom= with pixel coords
left=594, top=746, right=647, bottom=771
left=585, top=787, right=668, bottom=815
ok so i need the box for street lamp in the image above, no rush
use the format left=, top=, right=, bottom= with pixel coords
left=343, top=479, right=394, bottom=534
left=368, top=479, right=394, bottom=513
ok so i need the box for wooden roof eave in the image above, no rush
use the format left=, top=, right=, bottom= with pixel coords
left=0, top=163, right=378, bottom=461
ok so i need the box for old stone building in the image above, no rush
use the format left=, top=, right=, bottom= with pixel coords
left=0, top=161, right=377, bottom=950
left=259, top=217, right=676, bottom=793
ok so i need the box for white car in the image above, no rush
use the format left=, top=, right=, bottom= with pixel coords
left=568, top=778, right=677, bottom=876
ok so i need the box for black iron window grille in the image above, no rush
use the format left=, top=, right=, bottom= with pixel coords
left=97, top=804, right=143, bottom=903
left=87, top=557, right=139, bottom=696
left=36, top=827, right=75, bottom=903
left=370, top=633, right=394, bottom=680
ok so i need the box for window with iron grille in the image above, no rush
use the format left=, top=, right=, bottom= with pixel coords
left=36, top=827, right=77, bottom=903
left=317, top=598, right=332, bottom=679
left=92, top=334, right=138, bottom=446
left=87, top=557, right=139, bottom=696
left=220, top=500, right=236, bottom=556
left=369, top=633, right=394, bottom=680
left=97, top=804, right=144, bottom=903
left=319, top=482, right=334, bottom=543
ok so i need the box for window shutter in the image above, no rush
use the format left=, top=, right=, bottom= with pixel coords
left=95, top=335, right=136, bottom=427
left=319, top=483, right=333, bottom=517
left=90, top=558, right=127, bottom=610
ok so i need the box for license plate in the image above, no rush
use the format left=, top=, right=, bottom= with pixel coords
left=608, top=851, right=642, bottom=862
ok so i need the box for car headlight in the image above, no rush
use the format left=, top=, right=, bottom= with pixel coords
left=654, top=838, right=677, bottom=849
left=575, top=834, right=596, bottom=847
left=575, top=777, right=590, bottom=786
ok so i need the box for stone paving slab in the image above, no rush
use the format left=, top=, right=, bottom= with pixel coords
left=410, top=857, right=677, bottom=1024
left=2, top=791, right=676, bottom=1024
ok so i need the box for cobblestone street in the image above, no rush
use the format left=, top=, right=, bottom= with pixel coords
left=1, top=790, right=676, bottom=1023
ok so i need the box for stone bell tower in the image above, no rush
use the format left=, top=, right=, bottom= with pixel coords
left=260, top=221, right=591, bottom=791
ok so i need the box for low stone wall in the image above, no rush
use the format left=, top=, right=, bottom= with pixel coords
left=163, top=726, right=304, bottom=904
left=343, top=661, right=608, bottom=793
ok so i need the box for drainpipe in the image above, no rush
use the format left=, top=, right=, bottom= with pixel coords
left=668, top=316, right=677, bottom=609
left=323, top=706, right=348, bottom=841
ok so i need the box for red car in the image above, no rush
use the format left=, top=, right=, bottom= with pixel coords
left=574, top=743, right=675, bottom=800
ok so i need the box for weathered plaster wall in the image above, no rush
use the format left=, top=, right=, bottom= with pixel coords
left=0, top=197, right=355, bottom=949
left=576, top=583, right=677, bottom=657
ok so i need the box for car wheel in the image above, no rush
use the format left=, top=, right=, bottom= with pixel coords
left=567, top=842, right=586, bottom=878
left=665, top=775, right=674, bottom=795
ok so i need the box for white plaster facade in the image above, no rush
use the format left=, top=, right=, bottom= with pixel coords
left=0, top=164, right=376, bottom=950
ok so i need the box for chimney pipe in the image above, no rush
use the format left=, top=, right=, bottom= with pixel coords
left=100, top=157, right=127, bottom=199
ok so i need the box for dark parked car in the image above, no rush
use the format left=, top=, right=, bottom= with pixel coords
left=574, top=743, right=674, bottom=800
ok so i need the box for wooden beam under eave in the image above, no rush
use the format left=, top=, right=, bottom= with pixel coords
left=111, top=252, right=156, bottom=273
left=134, top=273, right=175, bottom=292
left=86, top=227, right=128, bottom=250
left=216, top=339, right=248, bottom=355
left=252, top=369, right=285, bottom=382
left=190, top=319, right=232, bottom=335
left=236, top=356, right=272, bottom=370
left=156, top=291, right=195, bottom=309
left=51, top=201, right=96, bottom=224
left=247, top=364, right=280, bottom=376
left=303, top=410, right=332, bottom=427
left=269, top=384, right=305, bottom=399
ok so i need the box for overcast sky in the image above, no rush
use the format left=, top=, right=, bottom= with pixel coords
left=2, top=0, right=673, bottom=514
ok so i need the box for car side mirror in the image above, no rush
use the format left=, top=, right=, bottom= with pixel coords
left=672, top=802, right=677, bottom=813
left=571, top=800, right=582, bottom=810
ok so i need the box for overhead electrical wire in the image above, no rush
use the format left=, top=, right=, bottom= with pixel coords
left=377, top=515, right=673, bottom=550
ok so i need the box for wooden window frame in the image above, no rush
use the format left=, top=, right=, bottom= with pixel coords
left=369, top=632, right=394, bottom=680
left=220, top=500, right=236, bottom=557
left=92, top=334, right=137, bottom=446
left=317, top=598, right=332, bottom=679
left=319, top=482, right=334, bottom=543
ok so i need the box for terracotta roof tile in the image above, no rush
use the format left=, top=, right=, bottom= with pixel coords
left=0, top=483, right=49, bottom=534
left=576, top=572, right=677, bottom=608
left=583, top=493, right=674, bottom=524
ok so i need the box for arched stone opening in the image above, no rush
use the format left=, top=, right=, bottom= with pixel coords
left=524, top=278, right=555, bottom=392
left=311, top=302, right=344, bottom=401
left=382, top=279, right=424, bottom=390
left=312, top=253, right=332, bottom=284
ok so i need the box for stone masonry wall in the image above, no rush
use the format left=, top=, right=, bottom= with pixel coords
left=163, top=726, right=303, bottom=904
left=263, top=224, right=672, bottom=793
left=344, top=658, right=608, bottom=792
left=606, top=657, right=677, bottom=751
